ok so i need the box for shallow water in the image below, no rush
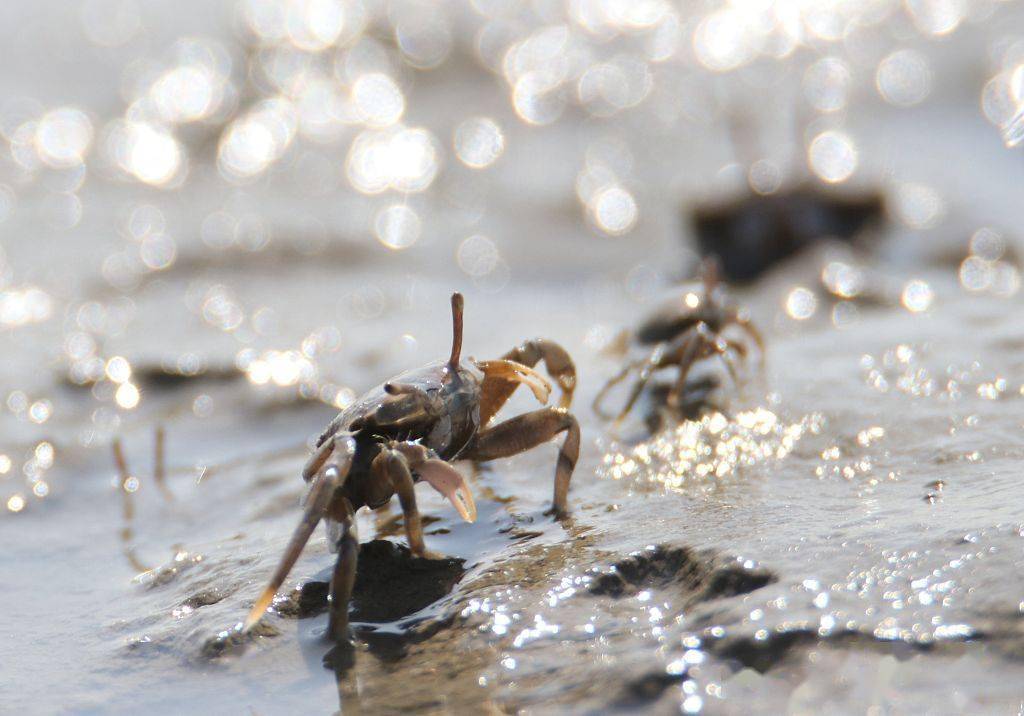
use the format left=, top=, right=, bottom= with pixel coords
left=4, top=1, right=1024, bottom=714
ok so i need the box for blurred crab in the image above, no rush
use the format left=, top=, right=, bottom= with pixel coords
left=242, top=293, right=579, bottom=642
left=593, top=260, right=764, bottom=426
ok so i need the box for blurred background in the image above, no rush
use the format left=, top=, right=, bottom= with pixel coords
left=4, top=0, right=1024, bottom=713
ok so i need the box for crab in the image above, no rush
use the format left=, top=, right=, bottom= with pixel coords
left=593, top=260, right=764, bottom=425
left=242, top=293, right=580, bottom=642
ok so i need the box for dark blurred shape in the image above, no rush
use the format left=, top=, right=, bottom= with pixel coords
left=587, top=543, right=776, bottom=599
left=202, top=620, right=280, bottom=659
left=274, top=539, right=465, bottom=625
left=134, top=363, right=241, bottom=391
left=642, top=375, right=721, bottom=435
left=690, top=188, right=884, bottom=283
left=349, top=540, right=465, bottom=623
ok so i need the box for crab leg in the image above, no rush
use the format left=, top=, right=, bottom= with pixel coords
left=243, top=436, right=355, bottom=633
left=724, top=307, right=765, bottom=368
left=328, top=497, right=358, bottom=642
left=112, top=439, right=151, bottom=573
left=723, top=337, right=748, bottom=360
left=612, top=326, right=713, bottom=425
left=502, top=339, right=577, bottom=409
left=592, top=358, right=646, bottom=419
left=372, top=447, right=427, bottom=555
left=479, top=340, right=577, bottom=425
left=691, top=322, right=743, bottom=390
left=154, top=425, right=173, bottom=501
left=613, top=343, right=672, bottom=426
left=463, top=407, right=580, bottom=518
left=302, top=432, right=348, bottom=481
left=667, top=338, right=736, bottom=409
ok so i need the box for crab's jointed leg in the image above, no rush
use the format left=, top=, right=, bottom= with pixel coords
left=372, top=447, right=426, bottom=556
left=611, top=343, right=672, bottom=426
left=726, top=306, right=765, bottom=369
left=607, top=325, right=716, bottom=425
left=592, top=356, right=647, bottom=419
left=462, top=406, right=580, bottom=518
left=154, top=425, right=173, bottom=502
left=327, top=497, right=358, bottom=643
left=303, top=431, right=347, bottom=481
left=243, top=435, right=355, bottom=633
left=691, top=322, right=744, bottom=391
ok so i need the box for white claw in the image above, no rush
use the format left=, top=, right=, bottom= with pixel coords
left=417, top=459, right=477, bottom=523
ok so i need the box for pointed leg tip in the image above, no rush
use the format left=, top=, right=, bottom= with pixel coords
left=242, top=588, right=277, bottom=633
left=544, top=505, right=570, bottom=521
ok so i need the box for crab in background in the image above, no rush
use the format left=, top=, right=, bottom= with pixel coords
left=594, top=261, right=764, bottom=427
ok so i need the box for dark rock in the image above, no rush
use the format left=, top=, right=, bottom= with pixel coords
left=588, top=544, right=776, bottom=603
left=273, top=539, right=465, bottom=625
left=201, top=621, right=280, bottom=659
left=350, top=540, right=465, bottom=623
left=614, top=671, right=690, bottom=708
left=183, top=589, right=226, bottom=609
left=690, top=188, right=884, bottom=283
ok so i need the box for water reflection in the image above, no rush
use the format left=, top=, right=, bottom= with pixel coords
left=601, top=407, right=823, bottom=491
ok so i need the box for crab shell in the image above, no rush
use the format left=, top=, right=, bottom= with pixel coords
left=316, top=359, right=485, bottom=465
left=634, top=282, right=728, bottom=345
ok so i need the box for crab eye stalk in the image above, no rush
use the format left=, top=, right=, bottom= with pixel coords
left=448, top=292, right=464, bottom=370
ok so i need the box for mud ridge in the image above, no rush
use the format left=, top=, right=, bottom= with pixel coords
left=707, top=627, right=987, bottom=673
left=587, top=544, right=776, bottom=603
left=619, top=628, right=991, bottom=706
left=280, top=539, right=466, bottom=624
left=203, top=540, right=465, bottom=660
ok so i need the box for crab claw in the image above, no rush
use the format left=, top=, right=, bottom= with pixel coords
left=418, top=459, right=477, bottom=523
left=474, top=359, right=551, bottom=405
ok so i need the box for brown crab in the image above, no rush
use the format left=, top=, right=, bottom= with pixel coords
left=242, top=293, right=579, bottom=642
left=593, top=260, right=764, bottom=425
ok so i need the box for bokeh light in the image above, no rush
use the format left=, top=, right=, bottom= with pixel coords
left=877, top=50, right=933, bottom=107
left=901, top=280, right=934, bottom=312
left=785, top=287, right=817, bottom=320
left=804, top=57, right=851, bottom=113
left=109, top=121, right=185, bottom=187
left=35, top=108, right=93, bottom=167
left=807, top=131, right=857, bottom=184
left=346, top=126, right=440, bottom=194
left=590, top=185, right=638, bottom=235
left=454, top=117, right=505, bottom=168
left=352, top=73, right=405, bottom=128
left=374, top=204, right=420, bottom=250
